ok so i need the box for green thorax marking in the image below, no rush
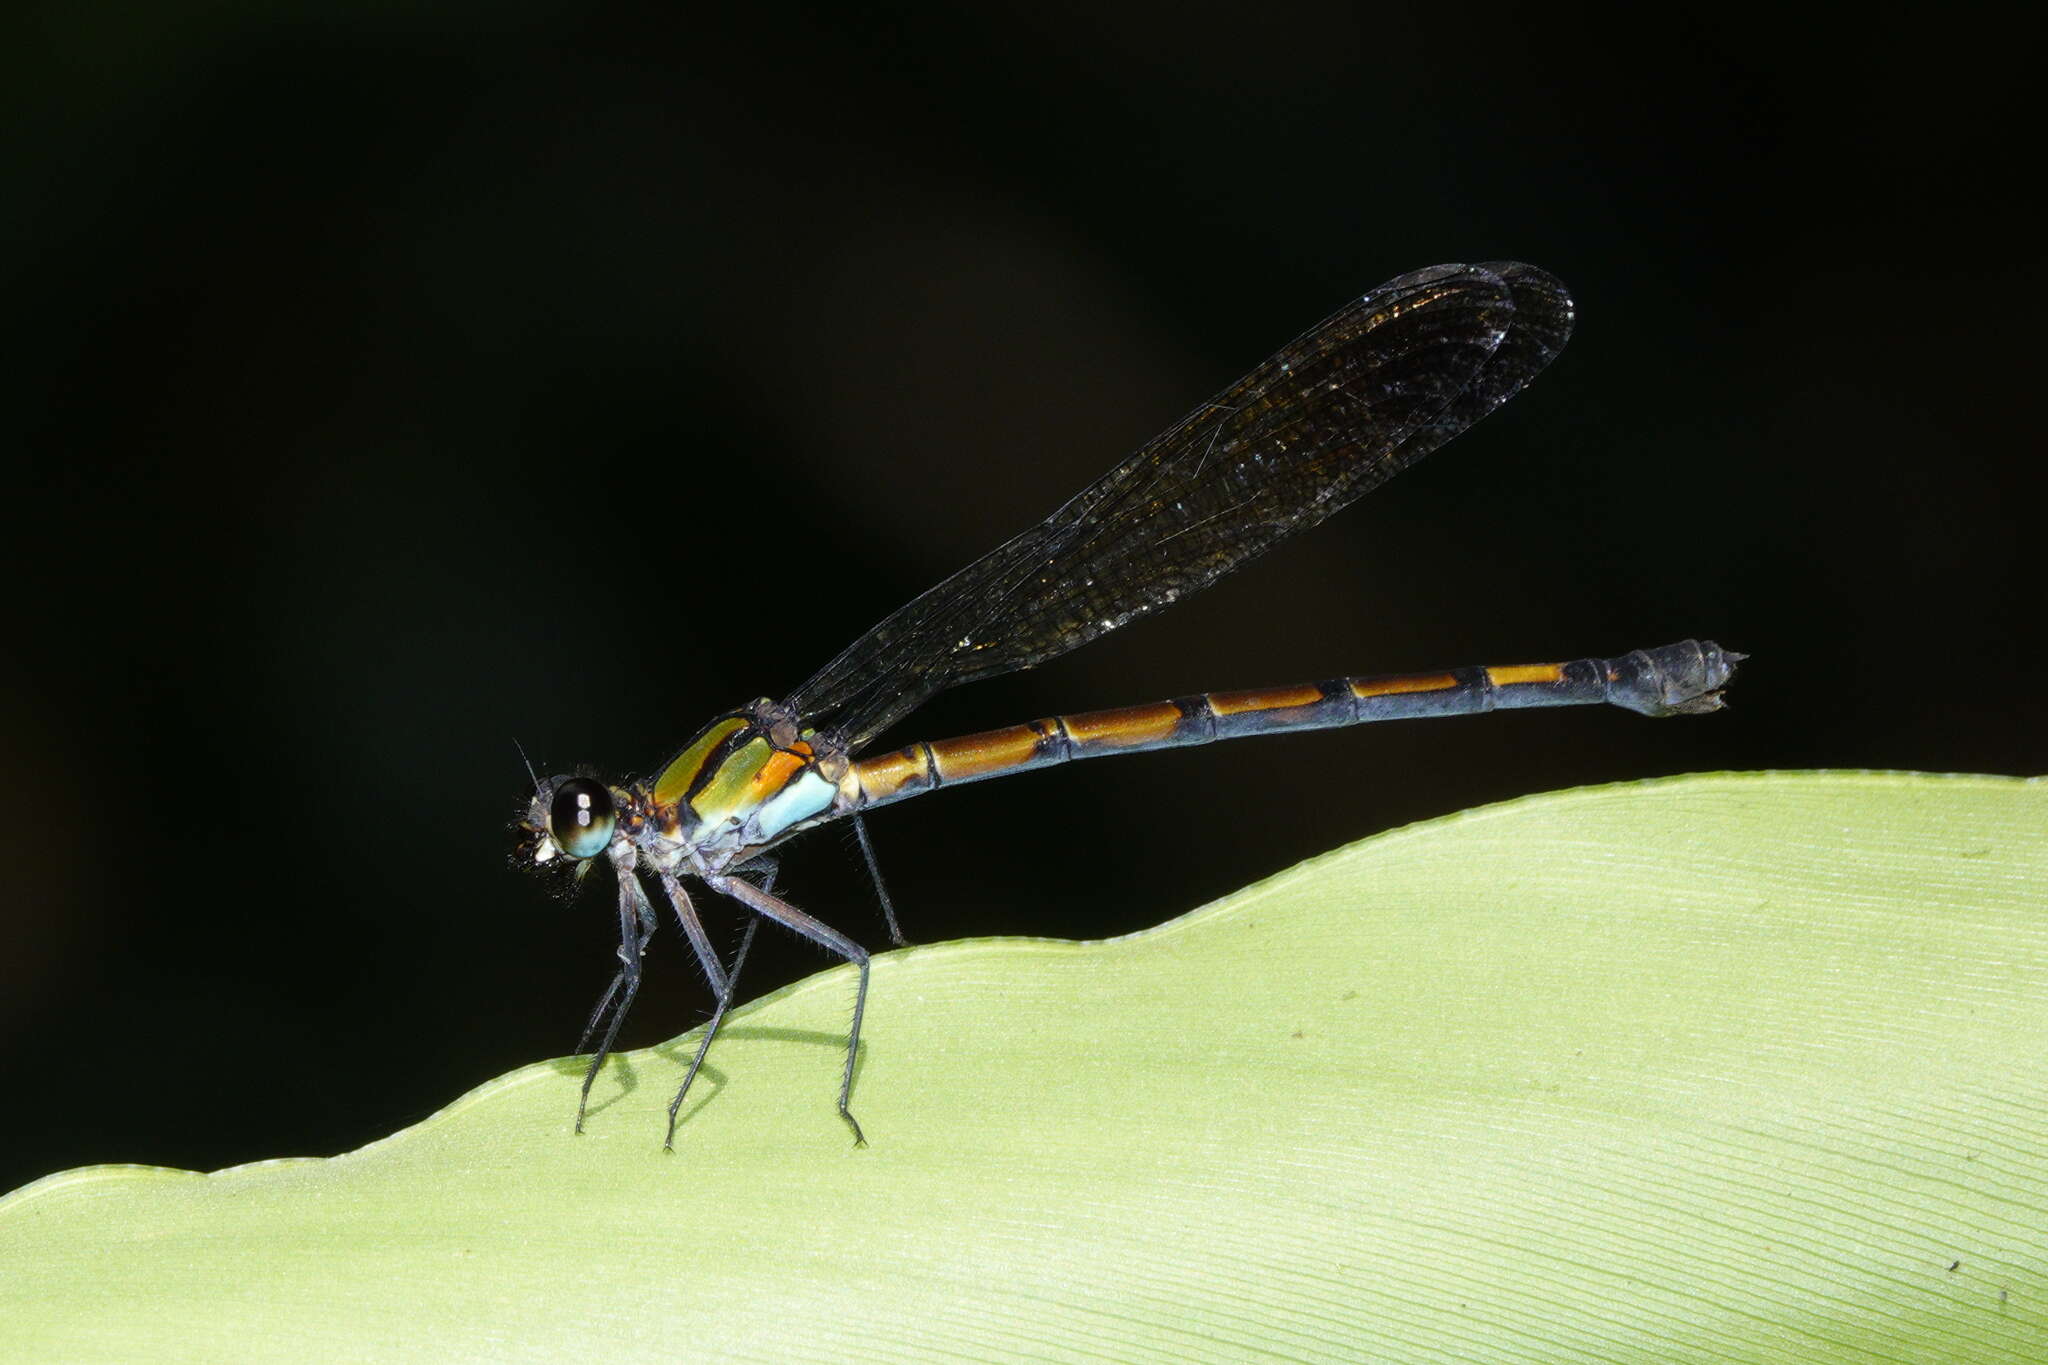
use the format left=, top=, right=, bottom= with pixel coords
left=652, top=713, right=748, bottom=808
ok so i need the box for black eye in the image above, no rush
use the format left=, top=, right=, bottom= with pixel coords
left=548, top=778, right=616, bottom=860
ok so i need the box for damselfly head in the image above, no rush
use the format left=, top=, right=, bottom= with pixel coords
left=516, top=773, right=618, bottom=866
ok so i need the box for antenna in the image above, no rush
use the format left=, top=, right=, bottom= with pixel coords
left=513, top=736, right=541, bottom=792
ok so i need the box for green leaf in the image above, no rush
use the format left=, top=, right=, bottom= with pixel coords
left=5, top=772, right=2045, bottom=1361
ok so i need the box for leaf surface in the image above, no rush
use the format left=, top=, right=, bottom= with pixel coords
left=5, top=772, right=2044, bottom=1362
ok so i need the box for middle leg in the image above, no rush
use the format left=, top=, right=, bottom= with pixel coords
left=705, top=869, right=872, bottom=1146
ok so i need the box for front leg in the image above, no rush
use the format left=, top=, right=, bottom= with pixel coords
left=705, top=869, right=872, bottom=1146
left=574, top=871, right=655, bottom=1133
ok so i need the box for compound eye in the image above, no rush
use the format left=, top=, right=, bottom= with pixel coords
left=548, top=778, right=616, bottom=860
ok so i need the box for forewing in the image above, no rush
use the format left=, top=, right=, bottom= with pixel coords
left=787, top=262, right=1574, bottom=750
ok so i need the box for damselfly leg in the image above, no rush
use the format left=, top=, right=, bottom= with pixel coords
left=705, top=870, right=872, bottom=1146
left=577, top=857, right=777, bottom=1138
left=660, top=860, right=775, bottom=1149
left=852, top=812, right=909, bottom=948
left=574, top=867, right=657, bottom=1133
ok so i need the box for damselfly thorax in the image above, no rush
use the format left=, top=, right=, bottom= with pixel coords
left=525, top=702, right=858, bottom=876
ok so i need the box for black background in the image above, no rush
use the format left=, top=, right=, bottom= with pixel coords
left=5, top=4, right=2040, bottom=1195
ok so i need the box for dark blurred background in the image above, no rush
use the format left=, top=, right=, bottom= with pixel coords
left=4, top=4, right=2040, bottom=1193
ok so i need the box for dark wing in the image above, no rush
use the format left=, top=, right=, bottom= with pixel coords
left=786, top=261, right=1574, bottom=751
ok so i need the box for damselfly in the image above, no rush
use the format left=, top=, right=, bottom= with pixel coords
left=516, top=261, right=1740, bottom=1148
